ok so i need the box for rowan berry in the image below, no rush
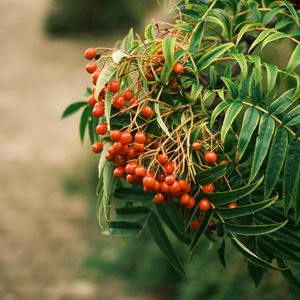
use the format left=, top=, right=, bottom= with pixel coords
left=205, top=150, right=217, bottom=164
left=199, top=198, right=211, bottom=211
left=143, top=176, right=155, bottom=189
left=228, top=203, right=237, bottom=209
left=86, top=62, right=97, bottom=74
left=165, top=175, right=176, bottom=186
left=114, top=166, right=125, bottom=178
left=157, top=154, right=169, bottom=165
left=192, top=142, right=201, bottom=151
left=96, top=123, right=107, bottom=135
left=91, top=142, right=103, bottom=153
left=84, top=47, right=96, bottom=60
left=134, top=132, right=146, bottom=144
left=154, top=193, right=164, bottom=204
left=142, top=105, right=153, bottom=118
left=120, top=131, right=132, bottom=144
left=202, top=183, right=215, bottom=194
left=112, top=95, right=125, bottom=110
left=123, top=90, right=133, bottom=101
left=173, top=63, right=184, bottom=74
left=108, top=80, right=120, bottom=93
left=110, top=130, right=122, bottom=142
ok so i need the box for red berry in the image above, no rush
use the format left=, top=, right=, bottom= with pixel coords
left=180, top=193, right=190, bottom=206
left=119, top=145, right=130, bottom=157
left=116, top=155, right=126, bottom=166
left=173, top=63, right=184, bottom=74
left=219, top=160, right=228, bottom=165
left=114, top=166, right=125, bottom=178
left=113, top=142, right=122, bottom=153
left=164, top=162, right=175, bottom=175
left=134, top=132, right=146, bottom=144
left=157, top=49, right=163, bottom=55
left=187, top=197, right=196, bottom=209
left=143, top=176, right=155, bottom=189
left=110, top=130, right=122, bottom=142
left=202, top=183, right=215, bottom=194
left=168, top=79, right=179, bottom=89
left=108, top=81, right=120, bottom=93
left=100, top=87, right=107, bottom=99
left=178, top=180, right=188, bottom=192
left=192, top=142, right=201, bottom=151
left=86, top=62, right=97, bottom=74
left=228, top=203, right=237, bottom=209
left=155, top=66, right=163, bottom=73
left=157, top=154, right=169, bottom=165
left=123, top=90, right=133, bottom=101
left=160, top=182, right=169, bottom=194
left=105, top=152, right=114, bottom=161
left=154, top=193, right=164, bottom=204
left=92, top=69, right=101, bottom=85
left=120, top=131, right=132, bottom=145
left=169, top=181, right=181, bottom=194
left=205, top=150, right=217, bottom=164
left=142, top=105, right=153, bottom=118
left=126, top=174, right=136, bottom=184
left=91, top=142, right=103, bottom=153
left=146, top=72, right=155, bottom=81
left=127, top=148, right=138, bottom=159
left=88, top=95, right=97, bottom=106
left=129, top=97, right=138, bottom=108
left=84, top=47, right=96, bottom=60
left=96, top=123, right=107, bottom=135
left=191, top=218, right=200, bottom=231
left=108, top=146, right=117, bottom=157
left=135, top=165, right=146, bottom=177
left=132, top=143, right=145, bottom=153
left=125, top=161, right=138, bottom=175
left=199, top=198, right=211, bottom=211
left=92, top=106, right=104, bottom=118
left=153, top=180, right=161, bottom=192
left=165, top=175, right=175, bottom=186
left=112, top=95, right=125, bottom=110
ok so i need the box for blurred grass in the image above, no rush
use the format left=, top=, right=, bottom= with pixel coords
left=44, top=0, right=156, bottom=36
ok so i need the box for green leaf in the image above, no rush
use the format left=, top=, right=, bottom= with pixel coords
left=104, top=88, right=114, bottom=131
left=235, top=23, right=259, bottom=46
left=283, top=140, right=300, bottom=215
left=115, top=206, right=150, bottom=222
left=224, top=221, right=287, bottom=236
left=217, top=240, right=227, bottom=269
left=114, top=186, right=153, bottom=202
left=154, top=102, right=173, bottom=140
left=264, top=126, right=289, bottom=199
left=232, top=53, right=248, bottom=79
left=218, top=195, right=278, bottom=219
left=62, top=101, right=87, bottom=119
left=190, top=210, right=214, bottom=255
left=210, top=100, right=231, bottom=129
left=287, top=44, right=300, bottom=73
left=263, top=7, right=282, bottom=26
left=190, top=21, right=204, bottom=53
left=236, top=106, right=260, bottom=162
left=221, top=77, right=238, bottom=98
left=156, top=202, right=190, bottom=244
left=280, top=0, right=300, bottom=26
left=283, top=104, right=300, bottom=126
left=277, top=259, right=300, bottom=290
left=248, top=261, right=267, bottom=287
left=250, top=115, right=275, bottom=183
left=221, top=101, right=243, bottom=143
left=148, top=213, right=186, bottom=276
left=261, top=32, right=287, bottom=50
left=208, top=177, right=264, bottom=206
left=264, top=63, right=278, bottom=96
left=258, top=236, right=300, bottom=264
left=198, top=42, right=235, bottom=71
left=162, top=36, right=176, bottom=69
left=230, top=234, right=285, bottom=271
left=98, top=143, right=111, bottom=177
left=144, top=23, right=155, bottom=40
left=195, top=163, right=228, bottom=185
left=269, top=88, right=295, bottom=115
left=95, top=62, right=117, bottom=100
left=209, top=66, right=217, bottom=89
left=108, top=221, right=142, bottom=238
left=209, top=8, right=233, bottom=40
left=79, top=106, right=91, bottom=142
left=248, top=29, right=272, bottom=53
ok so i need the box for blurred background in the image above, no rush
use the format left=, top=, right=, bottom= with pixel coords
left=0, top=0, right=295, bottom=299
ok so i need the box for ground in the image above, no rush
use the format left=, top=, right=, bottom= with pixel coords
left=0, top=0, right=151, bottom=299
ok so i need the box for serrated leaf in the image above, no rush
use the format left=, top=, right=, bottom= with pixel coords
left=79, top=106, right=92, bottom=142
left=62, top=101, right=87, bottom=119
left=210, top=100, right=232, bottom=129
left=261, top=32, right=287, bottom=50
left=198, top=42, right=235, bottom=70
left=218, top=195, right=278, bottom=219
left=195, top=163, right=228, bottom=185
left=208, top=177, right=263, bottom=206
left=264, top=63, right=278, bottom=96
left=287, top=44, right=300, bottom=73
left=258, top=236, right=300, bottom=264
left=108, top=221, right=142, bottom=238
left=283, top=104, right=300, bottom=126
left=248, top=29, right=272, bottom=53
left=232, top=53, right=248, bottom=79
left=250, top=115, right=275, bottom=183
left=221, top=101, right=243, bottom=143
left=231, top=234, right=285, bottom=271
left=269, top=88, right=295, bottom=114
left=264, top=126, right=288, bottom=198
left=148, top=213, right=186, bottom=276
left=156, top=202, right=190, bottom=244
left=225, top=221, right=287, bottom=236
left=248, top=261, right=267, bottom=287
left=283, top=140, right=300, bottom=215
left=221, top=77, right=238, bottom=98
left=236, top=106, right=260, bottom=162
left=190, top=210, right=214, bottom=255
left=95, top=62, right=117, bottom=100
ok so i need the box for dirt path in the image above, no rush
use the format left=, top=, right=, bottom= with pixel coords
left=0, top=1, right=150, bottom=299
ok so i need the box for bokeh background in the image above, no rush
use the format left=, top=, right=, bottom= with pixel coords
left=0, top=0, right=296, bottom=299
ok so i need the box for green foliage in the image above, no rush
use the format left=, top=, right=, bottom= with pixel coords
left=65, top=0, right=300, bottom=292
